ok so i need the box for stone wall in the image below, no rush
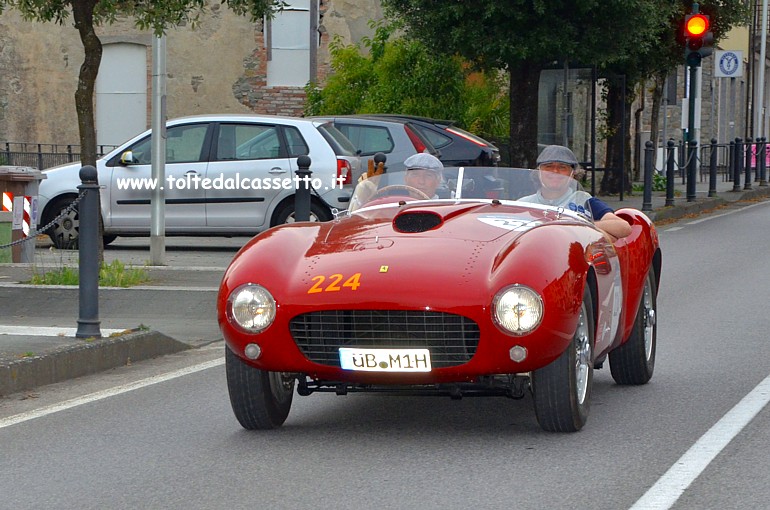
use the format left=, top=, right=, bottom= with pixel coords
left=0, top=0, right=383, bottom=145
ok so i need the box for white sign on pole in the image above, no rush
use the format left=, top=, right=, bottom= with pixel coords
left=715, top=50, right=743, bottom=78
left=11, top=196, right=23, bottom=229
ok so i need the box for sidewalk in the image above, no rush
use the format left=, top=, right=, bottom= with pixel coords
left=1, top=176, right=769, bottom=397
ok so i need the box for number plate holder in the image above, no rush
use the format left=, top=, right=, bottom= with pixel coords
left=339, top=347, right=432, bottom=372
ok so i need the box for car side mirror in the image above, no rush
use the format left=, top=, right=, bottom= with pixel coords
left=119, top=150, right=138, bottom=165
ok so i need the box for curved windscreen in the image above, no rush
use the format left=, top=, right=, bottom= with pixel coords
left=348, top=166, right=595, bottom=221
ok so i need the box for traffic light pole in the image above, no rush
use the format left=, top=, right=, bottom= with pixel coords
left=687, top=63, right=698, bottom=202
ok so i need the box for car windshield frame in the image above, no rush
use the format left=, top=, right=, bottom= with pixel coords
left=346, top=166, right=596, bottom=223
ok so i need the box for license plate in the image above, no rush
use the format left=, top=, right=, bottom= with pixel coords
left=339, top=347, right=432, bottom=372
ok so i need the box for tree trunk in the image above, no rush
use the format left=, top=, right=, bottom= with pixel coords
left=601, top=77, right=633, bottom=196
left=648, top=71, right=666, bottom=172
left=72, top=0, right=104, bottom=262
left=508, top=61, right=542, bottom=168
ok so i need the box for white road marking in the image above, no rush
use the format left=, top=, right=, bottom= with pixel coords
left=0, top=357, right=224, bottom=430
left=630, top=373, right=770, bottom=509
left=0, top=325, right=127, bottom=337
left=0, top=283, right=218, bottom=291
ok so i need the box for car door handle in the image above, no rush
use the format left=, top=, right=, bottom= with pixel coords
left=268, top=167, right=287, bottom=174
left=185, top=170, right=200, bottom=176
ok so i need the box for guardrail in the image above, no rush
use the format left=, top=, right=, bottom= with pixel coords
left=1, top=142, right=117, bottom=170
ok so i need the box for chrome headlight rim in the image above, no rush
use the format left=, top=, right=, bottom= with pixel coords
left=226, top=283, right=277, bottom=333
left=492, top=284, right=544, bottom=336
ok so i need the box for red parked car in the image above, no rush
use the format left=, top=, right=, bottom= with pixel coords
left=218, top=167, right=661, bottom=432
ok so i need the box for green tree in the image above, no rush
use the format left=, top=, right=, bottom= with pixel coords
left=599, top=0, right=747, bottom=194
left=305, top=20, right=508, bottom=140
left=381, top=0, right=664, bottom=168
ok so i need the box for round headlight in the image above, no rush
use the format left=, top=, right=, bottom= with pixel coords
left=227, top=284, right=276, bottom=333
left=492, top=285, right=544, bottom=335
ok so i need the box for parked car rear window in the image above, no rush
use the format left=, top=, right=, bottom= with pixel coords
left=335, top=124, right=395, bottom=156
left=317, top=123, right=358, bottom=156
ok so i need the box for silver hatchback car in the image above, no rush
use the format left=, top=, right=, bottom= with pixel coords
left=38, top=114, right=360, bottom=248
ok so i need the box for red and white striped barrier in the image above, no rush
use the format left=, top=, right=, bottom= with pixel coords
left=1, top=191, right=11, bottom=212
left=22, top=195, right=32, bottom=237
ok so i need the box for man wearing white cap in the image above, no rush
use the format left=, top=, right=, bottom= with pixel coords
left=520, top=145, right=632, bottom=240
left=403, top=153, right=444, bottom=199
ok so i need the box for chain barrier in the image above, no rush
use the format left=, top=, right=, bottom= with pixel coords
left=0, top=189, right=86, bottom=250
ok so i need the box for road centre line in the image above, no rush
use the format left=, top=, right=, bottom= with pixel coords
left=0, top=357, right=224, bottom=430
left=630, top=373, right=770, bottom=509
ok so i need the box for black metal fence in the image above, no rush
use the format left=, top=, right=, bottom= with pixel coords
left=0, top=142, right=117, bottom=169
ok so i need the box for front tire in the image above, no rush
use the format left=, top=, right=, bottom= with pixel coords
left=609, top=270, right=657, bottom=385
left=532, top=286, right=595, bottom=432
left=225, top=346, right=294, bottom=430
left=43, top=196, right=79, bottom=249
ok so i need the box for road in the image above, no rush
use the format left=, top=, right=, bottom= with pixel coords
left=2, top=202, right=770, bottom=509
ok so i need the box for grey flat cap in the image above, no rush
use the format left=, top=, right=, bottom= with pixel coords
left=537, top=145, right=579, bottom=168
left=404, top=153, right=444, bottom=174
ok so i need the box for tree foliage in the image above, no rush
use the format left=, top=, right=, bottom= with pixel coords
left=305, top=20, right=509, bottom=139
left=381, top=0, right=666, bottom=168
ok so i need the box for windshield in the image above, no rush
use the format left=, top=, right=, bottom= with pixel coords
left=347, top=166, right=595, bottom=220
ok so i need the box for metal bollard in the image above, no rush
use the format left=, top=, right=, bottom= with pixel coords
left=686, top=140, right=697, bottom=202
left=732, top=138, right=742, bottom=191
left=666, top=139, right=675, bottom=206
left=642, top=141, right=653, bottom=212
left=708, top=139, right=718, bottom=197
left=76, top=165, right=101, bottom=339
left=760, top=138, right=768, bottom=186
left=744, top=137, right=753, bottom=190
left=294, top=155, right=312, bottom=222
left=728, top=141, right=734, bottom=182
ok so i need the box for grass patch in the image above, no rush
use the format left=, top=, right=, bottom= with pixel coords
left=30, top=260, right=150, bottom=287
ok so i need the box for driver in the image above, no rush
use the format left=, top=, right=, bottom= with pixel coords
left=519, top=145, right=632, bottom=240
left=402, top=153, right=444, bottom=199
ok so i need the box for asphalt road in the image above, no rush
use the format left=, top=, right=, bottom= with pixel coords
left=2, top=202, right=770, bottom=509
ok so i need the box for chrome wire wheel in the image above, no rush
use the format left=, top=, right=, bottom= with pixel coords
left=642, top=280, right=656, bottom=362
left=574, top=303, right=592, bottom=406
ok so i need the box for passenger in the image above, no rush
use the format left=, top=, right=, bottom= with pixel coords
left=519, top=145, right=632, bottom=240
left=402, top=153, right=444, bottom=199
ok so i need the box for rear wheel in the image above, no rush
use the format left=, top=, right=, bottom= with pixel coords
left=225, top=346, right=294, bottom=430
left=532, top=286, right=595, bottom=432
left=272, top=200, right=332, bottom=225
left=610, top=270, right=657, bottom=385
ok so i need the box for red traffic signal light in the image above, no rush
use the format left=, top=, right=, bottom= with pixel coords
left=684, top=14, right=709, bottom=37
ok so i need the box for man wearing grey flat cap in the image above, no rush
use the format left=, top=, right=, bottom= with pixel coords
left=520, top=144, right=632, bottom=240
left=403, top=153, right=444, bottom=199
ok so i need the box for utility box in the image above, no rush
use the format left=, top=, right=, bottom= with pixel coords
left=0, top=166, right=47, bottom=263
left=0, top=211, right=11, bottom=263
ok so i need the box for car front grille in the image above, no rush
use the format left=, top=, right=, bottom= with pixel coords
left=289, top=310, right=480, bottom=368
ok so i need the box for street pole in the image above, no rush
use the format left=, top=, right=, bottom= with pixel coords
left=151, top=35, right=167, bottom=265
left=757, top=0, right=769, bottom=142
left=687, top=62, right=698, bottom=202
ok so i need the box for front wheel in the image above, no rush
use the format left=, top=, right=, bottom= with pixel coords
left=43, top=196, right=79, bottom=249
left=609, top=270, right=657, bottom=385
left=532, top=286, right=595, bottom=432
left=225, top=346, right=294, bottom=430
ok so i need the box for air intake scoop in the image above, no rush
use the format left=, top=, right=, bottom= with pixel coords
left=392, top=210, right=444, bottom=233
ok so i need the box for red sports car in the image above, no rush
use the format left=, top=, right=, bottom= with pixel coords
left=217, top=167, right=661, bottom=432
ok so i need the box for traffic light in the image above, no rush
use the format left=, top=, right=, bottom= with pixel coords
left=684, top=12, right=714, bottom=67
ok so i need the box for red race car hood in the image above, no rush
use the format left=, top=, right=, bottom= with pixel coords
left=222, top=200, right=596, bottom=311
left=328, top=201, right=550, bottom=244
